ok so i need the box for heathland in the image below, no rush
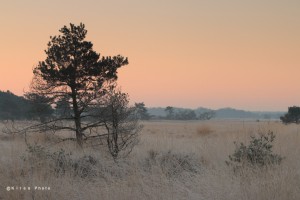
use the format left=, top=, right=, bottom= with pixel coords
left=0, top=120, right=299, bottom=200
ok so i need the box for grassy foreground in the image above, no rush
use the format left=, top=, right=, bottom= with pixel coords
left=0, top=120, right=299, bottom=200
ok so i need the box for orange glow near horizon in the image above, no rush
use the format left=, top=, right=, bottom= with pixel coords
left=0, top=0, right=299, bottom=111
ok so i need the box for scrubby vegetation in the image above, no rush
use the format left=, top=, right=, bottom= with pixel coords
left=144, top=150, right=201, bottom=178
left=226, top=131, right=283, bottom=171
left=24, top=144, right=98, bottom=178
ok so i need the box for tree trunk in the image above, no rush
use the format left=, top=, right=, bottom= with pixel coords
left=71, top=87, right=83, bottom=147
left=75, top=116, right=83, bottom=147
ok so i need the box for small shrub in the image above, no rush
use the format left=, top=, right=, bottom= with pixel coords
left=144, top=150, right=200, bottom=178
left=26, top=144, right=50, bottom=160
left=51, top=149, right=73, bottom=176
left=160, top=151, right=199, bottom=177
left=196, top=125, right=213, bottom=136
left=72, top=155, right=97, bottom=178
left=226, top=131, right=283, bottom=170
left=148, top=149, right=159, bottom=161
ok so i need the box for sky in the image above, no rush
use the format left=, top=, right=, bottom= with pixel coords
left=0, top=0, right=299, bottom=111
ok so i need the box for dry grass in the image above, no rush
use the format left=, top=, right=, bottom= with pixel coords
left=196, top=124, right=214, bottom=136
left=0, top=120, right=300, bottom=199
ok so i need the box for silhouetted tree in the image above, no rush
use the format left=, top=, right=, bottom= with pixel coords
left=134, top=102, right=150, bottom=120
left=165, top=106, right=175, bottom=119
left=27, top=23, right=129, bottom=146
left=280, top=106, right=300, bottom=124
left=25, top=93, right=54, bottom=122
left=94, top=88, right=141, bottom=158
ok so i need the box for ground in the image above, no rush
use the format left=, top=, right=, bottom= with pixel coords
left=0, top=120, right=299, bottom=200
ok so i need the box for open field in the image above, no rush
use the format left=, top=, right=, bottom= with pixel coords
left=0, top=120, right=300, bottom=200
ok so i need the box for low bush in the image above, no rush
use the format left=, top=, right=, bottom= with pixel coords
left=145, top=150, right=200, bottom=178
left=24, top=144, right=97, bottom=178
left=226, top=131, right=283, bottom=170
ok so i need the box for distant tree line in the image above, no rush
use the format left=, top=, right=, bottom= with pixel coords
left=0, top=90, right=216, bottom=122
left=0, top=90, right=152, bottom=122
left=164, top=106, right=215, bottom=120
left=120, top=104, right=216, bottom=121
left=0, top=90, right=53, bottom=121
